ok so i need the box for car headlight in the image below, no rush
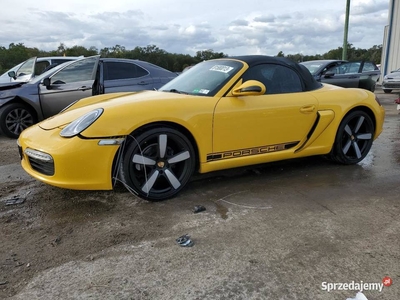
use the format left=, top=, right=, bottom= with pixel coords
left=383, top=75, right=388, bottom=80
left=60, top=108, right=103, bottom=138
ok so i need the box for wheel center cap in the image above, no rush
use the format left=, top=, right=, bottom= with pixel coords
left=157, top=161, right=165, bottom=168
left=351, top=135, right=355, bottom=141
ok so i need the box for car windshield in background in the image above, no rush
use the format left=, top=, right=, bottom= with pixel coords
left=0, top=63, right=23, bottom=79
left=160, top=60, right=243, bottom=96
left=300, top=61, right=326, bottom=75
left=0, top=58, right=36, bottom=83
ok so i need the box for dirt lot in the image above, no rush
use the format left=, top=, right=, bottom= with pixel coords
left=0, top=88, right=399, bottom=300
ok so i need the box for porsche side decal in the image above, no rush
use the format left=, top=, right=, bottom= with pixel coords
left=206, top=142, right=299, bottom=161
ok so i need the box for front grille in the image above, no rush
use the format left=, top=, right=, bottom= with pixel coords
left=28, top=157, right=55, bottom=176
left=383, top=83, right=400, bottom=88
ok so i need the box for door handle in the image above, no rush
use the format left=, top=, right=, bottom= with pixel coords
left=77, top=86, right=92, bottom=91
left=138, top=81, right=148, bottom=85
left=300, top=105, right=315, bottom=113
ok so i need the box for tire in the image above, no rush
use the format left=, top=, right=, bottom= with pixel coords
left=120, top=127, right=195, bottom=201
left=0, top=103, right=37, bottom=139
left=370, top=84, right=376, bottom=92
left=330, top=111, right=374, bottom=164
left=383, top=89, right=392, bottom=94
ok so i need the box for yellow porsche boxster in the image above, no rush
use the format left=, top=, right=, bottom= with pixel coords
left=18, top=56, right=385, bottom=201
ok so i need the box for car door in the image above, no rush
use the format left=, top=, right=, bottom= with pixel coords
left=39, top=56, right=100, bottom=118
left=212, top=64, right=319, bottom=156
left=321, top=62, right=360, bottom=88
left=358, top=61, right=380, bottom=91
left=101, top=60, right=154, bottom=93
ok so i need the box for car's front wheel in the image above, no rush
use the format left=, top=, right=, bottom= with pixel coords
left=120, top=127, right=195, bottom=201
left=0, top=103, right=37, bottom=139
left=330, top=111, right=374, bottom=164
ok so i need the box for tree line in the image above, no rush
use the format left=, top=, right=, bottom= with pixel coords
left=0, top=42, right=382, bottom=75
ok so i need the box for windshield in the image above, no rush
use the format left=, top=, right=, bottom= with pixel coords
left=160, top=60, right=243, bottom=96
left=300, top=61, right=326, bottom=75
left=0, top=63, right=23, bottom=79
left=0, top=58, right=36, bottom=83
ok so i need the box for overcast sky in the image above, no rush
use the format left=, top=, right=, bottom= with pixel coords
left=1, top=0, right=390, bottom=56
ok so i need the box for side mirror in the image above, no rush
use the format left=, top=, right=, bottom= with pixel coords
left=43, top=77, right=51, bottom=88
left=231, top=80, right=266, bottom=96
left=8, top=71, right=16, bottom=79
left=324, top=71, right=335, bottom=78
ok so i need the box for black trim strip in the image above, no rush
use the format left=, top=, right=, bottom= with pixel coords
left=206, top=141, right=298, bottom=162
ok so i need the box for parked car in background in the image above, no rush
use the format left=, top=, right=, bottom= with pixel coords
left=0, top=56, right=81, bottom=83
left=382, top=68, right=400, bottom=93
left=0, top=56, right=177, bottom=138
left=17, top=55, right=384, bottom=201
left=300, top=60, right=380, bottom=92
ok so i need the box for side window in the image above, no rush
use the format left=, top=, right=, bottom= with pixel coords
left=362, top=62, right=376, bottom=72
left=35, top=61, right=50, bottom=76
left=242, top=64, right=303, bottom=94
left=104, top=62, right=149, bottom=80
left=332, top=62, right=360, bottom=74
left=327, top=64, right=345, bottom=74
left=322, top=63, right=341, bottom=75
left=50, top=57, right=97, bottom=84
left=346, top=62, right=361, bottom=73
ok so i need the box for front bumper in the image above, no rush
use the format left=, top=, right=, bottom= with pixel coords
left=18, top=125, right=123, bottom=190
left=382, top=80, right=400, bottom=91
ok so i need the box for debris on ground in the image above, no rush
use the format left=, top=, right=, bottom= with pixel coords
left=0, top=281, right=8, bottom=286
left=51, top=236, right=62, bottom=246
left=193, top=205, right=206, bottom=214
left=176, top=234, right=194, bottom=247
left=5, top=196, right=26, bottom=206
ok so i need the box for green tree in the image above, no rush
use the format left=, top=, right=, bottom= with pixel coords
left=195, top=49, right=227, bottom=62
left=65, top=45, right=98, bottom=57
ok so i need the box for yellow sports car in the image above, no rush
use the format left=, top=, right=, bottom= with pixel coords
left=18, top=56, right=385, bottom=201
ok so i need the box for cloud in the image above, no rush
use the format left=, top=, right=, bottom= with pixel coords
left=0, top=0, right=391, bottom=56
left=253, top=15, right=276, bottom=23
left=230, top=19, right=249, bottom=26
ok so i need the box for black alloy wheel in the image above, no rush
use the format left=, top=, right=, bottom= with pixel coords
left=121, top=127, right=195, bottom=201
left=0, top=103, right=37, bottom=139
left=330, top=111, right=374, bottom=164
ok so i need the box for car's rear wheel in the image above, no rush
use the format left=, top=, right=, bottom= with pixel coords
left=330, top=111, right=374, bottom=164
left=0, top=103, right=37, bottom=139
left=383, top=89, right=392, bottom=93
left=120, top=127, right=195, bottom=201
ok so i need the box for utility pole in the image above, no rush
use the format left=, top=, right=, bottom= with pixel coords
left=342, top=0, right=351, bottom=60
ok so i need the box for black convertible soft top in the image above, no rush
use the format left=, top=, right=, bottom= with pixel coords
left=229, top=55, right=322, bottom=92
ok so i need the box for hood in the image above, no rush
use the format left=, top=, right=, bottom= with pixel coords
left=0, top=81, right=25, bottom=91
left=386, top=71, right=400, bottom=79
left=39, top=90, right=189, bottom=130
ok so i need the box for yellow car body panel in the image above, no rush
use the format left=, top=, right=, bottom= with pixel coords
left=19, top=125, right=118, bottom=190
left=17, top=56, right=385, bottom=198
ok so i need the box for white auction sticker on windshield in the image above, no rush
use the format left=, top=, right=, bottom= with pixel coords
left=198, top=89, right=210, bottom=94
left=209, top=65, right=234, bottom=73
